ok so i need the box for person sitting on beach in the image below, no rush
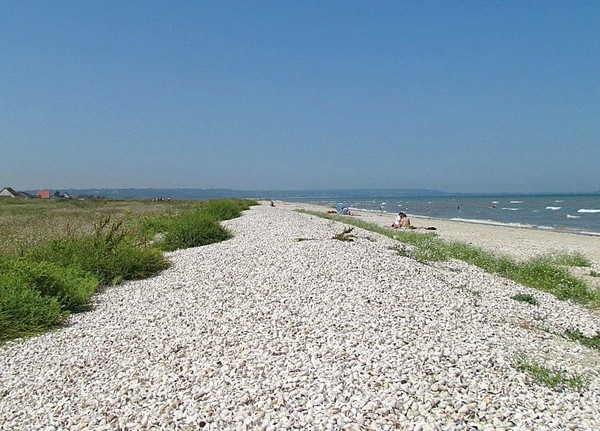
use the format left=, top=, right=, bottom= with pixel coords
left=392, top=212, right=437, bottom=230
left=392, top=212, right=411, bottom=228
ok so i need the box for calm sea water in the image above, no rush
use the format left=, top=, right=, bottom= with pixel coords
left=288, top=193, right=600, bottom=236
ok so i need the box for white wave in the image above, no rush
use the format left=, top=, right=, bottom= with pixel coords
left=492, top=201, right=499, bottom=204
left=510, top=201, right=523, bottom=204
left=555, top=200, right=565, bottom=203
left=578, top=209, right=600, bottom=213
left=580, top=231, right=600, bottom=237
left=545, top=206, right=562, bottom=210
left=567, top=214, right=581, bottom=219
left=501, top=207, right=520, bottom=211
left=451, top=218, right=534, bottom=229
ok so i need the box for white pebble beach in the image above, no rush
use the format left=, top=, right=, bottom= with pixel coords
left=1, top=200, right=599, bottom=430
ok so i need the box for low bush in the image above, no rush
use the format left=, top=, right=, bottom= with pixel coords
left=29, top=216, right=169, bottom=286
left=0, top=264, right=65, bottom=342
left=0, top=258, right=98, bottom=311
left=200, top=198, right=254, bottom=220
left=145, top=199, right=255, bottom=251
left=160, top=211, right=232, bottom=251
left=30, top=237, right=169, bottom=286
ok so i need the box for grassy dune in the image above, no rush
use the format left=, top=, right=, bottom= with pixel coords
left=0, top=198, right=256, bottom=343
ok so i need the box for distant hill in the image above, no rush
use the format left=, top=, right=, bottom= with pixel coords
left=42, top=188, right=450, bottom=200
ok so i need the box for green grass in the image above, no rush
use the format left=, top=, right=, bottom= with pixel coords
left=29, top=215, right=170, bottom=286
left=0, top=258, right=98, bottom=311
left=564, top=329, right=600, bottom=351
left=512, top=258, right=594, bottom=303
left=1, top=198, right=257, bottom=344
left=297, top=209, right=599, bottom=306
left=0, top=198, right=204, bottom=257
left=515, top=355, right=587, bottom=391
left=548, top=252, right=592, bottom=267
left=143, top=199, right=255, bottom=251
left=511, top=293, right=539, bottom=306
left=0, top=283, right=65, bottom=343
left=160, top=211, right=232, bottom=251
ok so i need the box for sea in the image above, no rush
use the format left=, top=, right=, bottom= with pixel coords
left=286, top=193, right=600, bottom=236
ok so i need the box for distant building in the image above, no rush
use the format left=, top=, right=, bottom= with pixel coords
left=53, top=190, right=72, bottom=199
left=0, top=187, right=18, bottom=198
left=16, top=191, right=35, bottom=199
left=37, top=190, right=51, bottom=199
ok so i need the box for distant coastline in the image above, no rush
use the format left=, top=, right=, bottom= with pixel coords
left=22, top=188, right=599, bottom=200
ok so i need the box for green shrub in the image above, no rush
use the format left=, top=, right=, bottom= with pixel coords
left=0, top=258, right=98, bottom=311
left=29, top=216, right=170, bottom=285
left=160, top=212, right=232, bottom=251
left=30, top=238, right=168, bottom=286
left=200, top=199, right=249, bottom=220
left=0, top=272, right=65, bottom=342
left=139, top=199, right=255, bottom=250
left=138, top=214, right=177, bottom=240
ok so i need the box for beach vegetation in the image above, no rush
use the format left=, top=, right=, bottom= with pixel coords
left=515, top=355, right=587, bottom=392
left=0, top=198, right=256, bottom=344
left=141, top=199, right=255, bottom=251
left=511, top=293, right=539, bottom=306
left=159, top=211, right=232, bottom=251
left=298, top=210, right=599, bottom=307
left=0, top=198, right=204, bottom=258
left=548, top=252, right=591, bottom=267
left=0, top=281, right=64, bottom=343
left=28, top=215, right=169, bottom=286
left=564, top=329, right=600, bottom=351
left=588, top=270, right=600, bottom=278
left=512, top=258, right=593, bottom=304
left=0, top=258, right=98, bottom=312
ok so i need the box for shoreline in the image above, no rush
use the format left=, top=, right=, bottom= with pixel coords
left=355, top=208, right=600, bottom=238
left=274, top=200, right=600, bottom=288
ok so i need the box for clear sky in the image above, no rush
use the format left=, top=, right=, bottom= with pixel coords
left=1, top=1, right=599, bottom=193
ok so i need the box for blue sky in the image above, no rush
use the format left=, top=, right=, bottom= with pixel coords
left=1, top=1, right=599, bottom=193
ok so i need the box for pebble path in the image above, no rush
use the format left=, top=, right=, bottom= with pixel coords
left=1, top=202, right=599, bottom=430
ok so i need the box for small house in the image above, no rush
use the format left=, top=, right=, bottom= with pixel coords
left=37, top=190, right=51, bottom=199
left=0, top=187, right=18, bottom=198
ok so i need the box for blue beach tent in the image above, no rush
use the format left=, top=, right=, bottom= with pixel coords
left=336, top=203, right=350, bottom=215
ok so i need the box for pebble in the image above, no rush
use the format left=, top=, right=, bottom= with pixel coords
left=0, top=202, right=599, bottom=430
